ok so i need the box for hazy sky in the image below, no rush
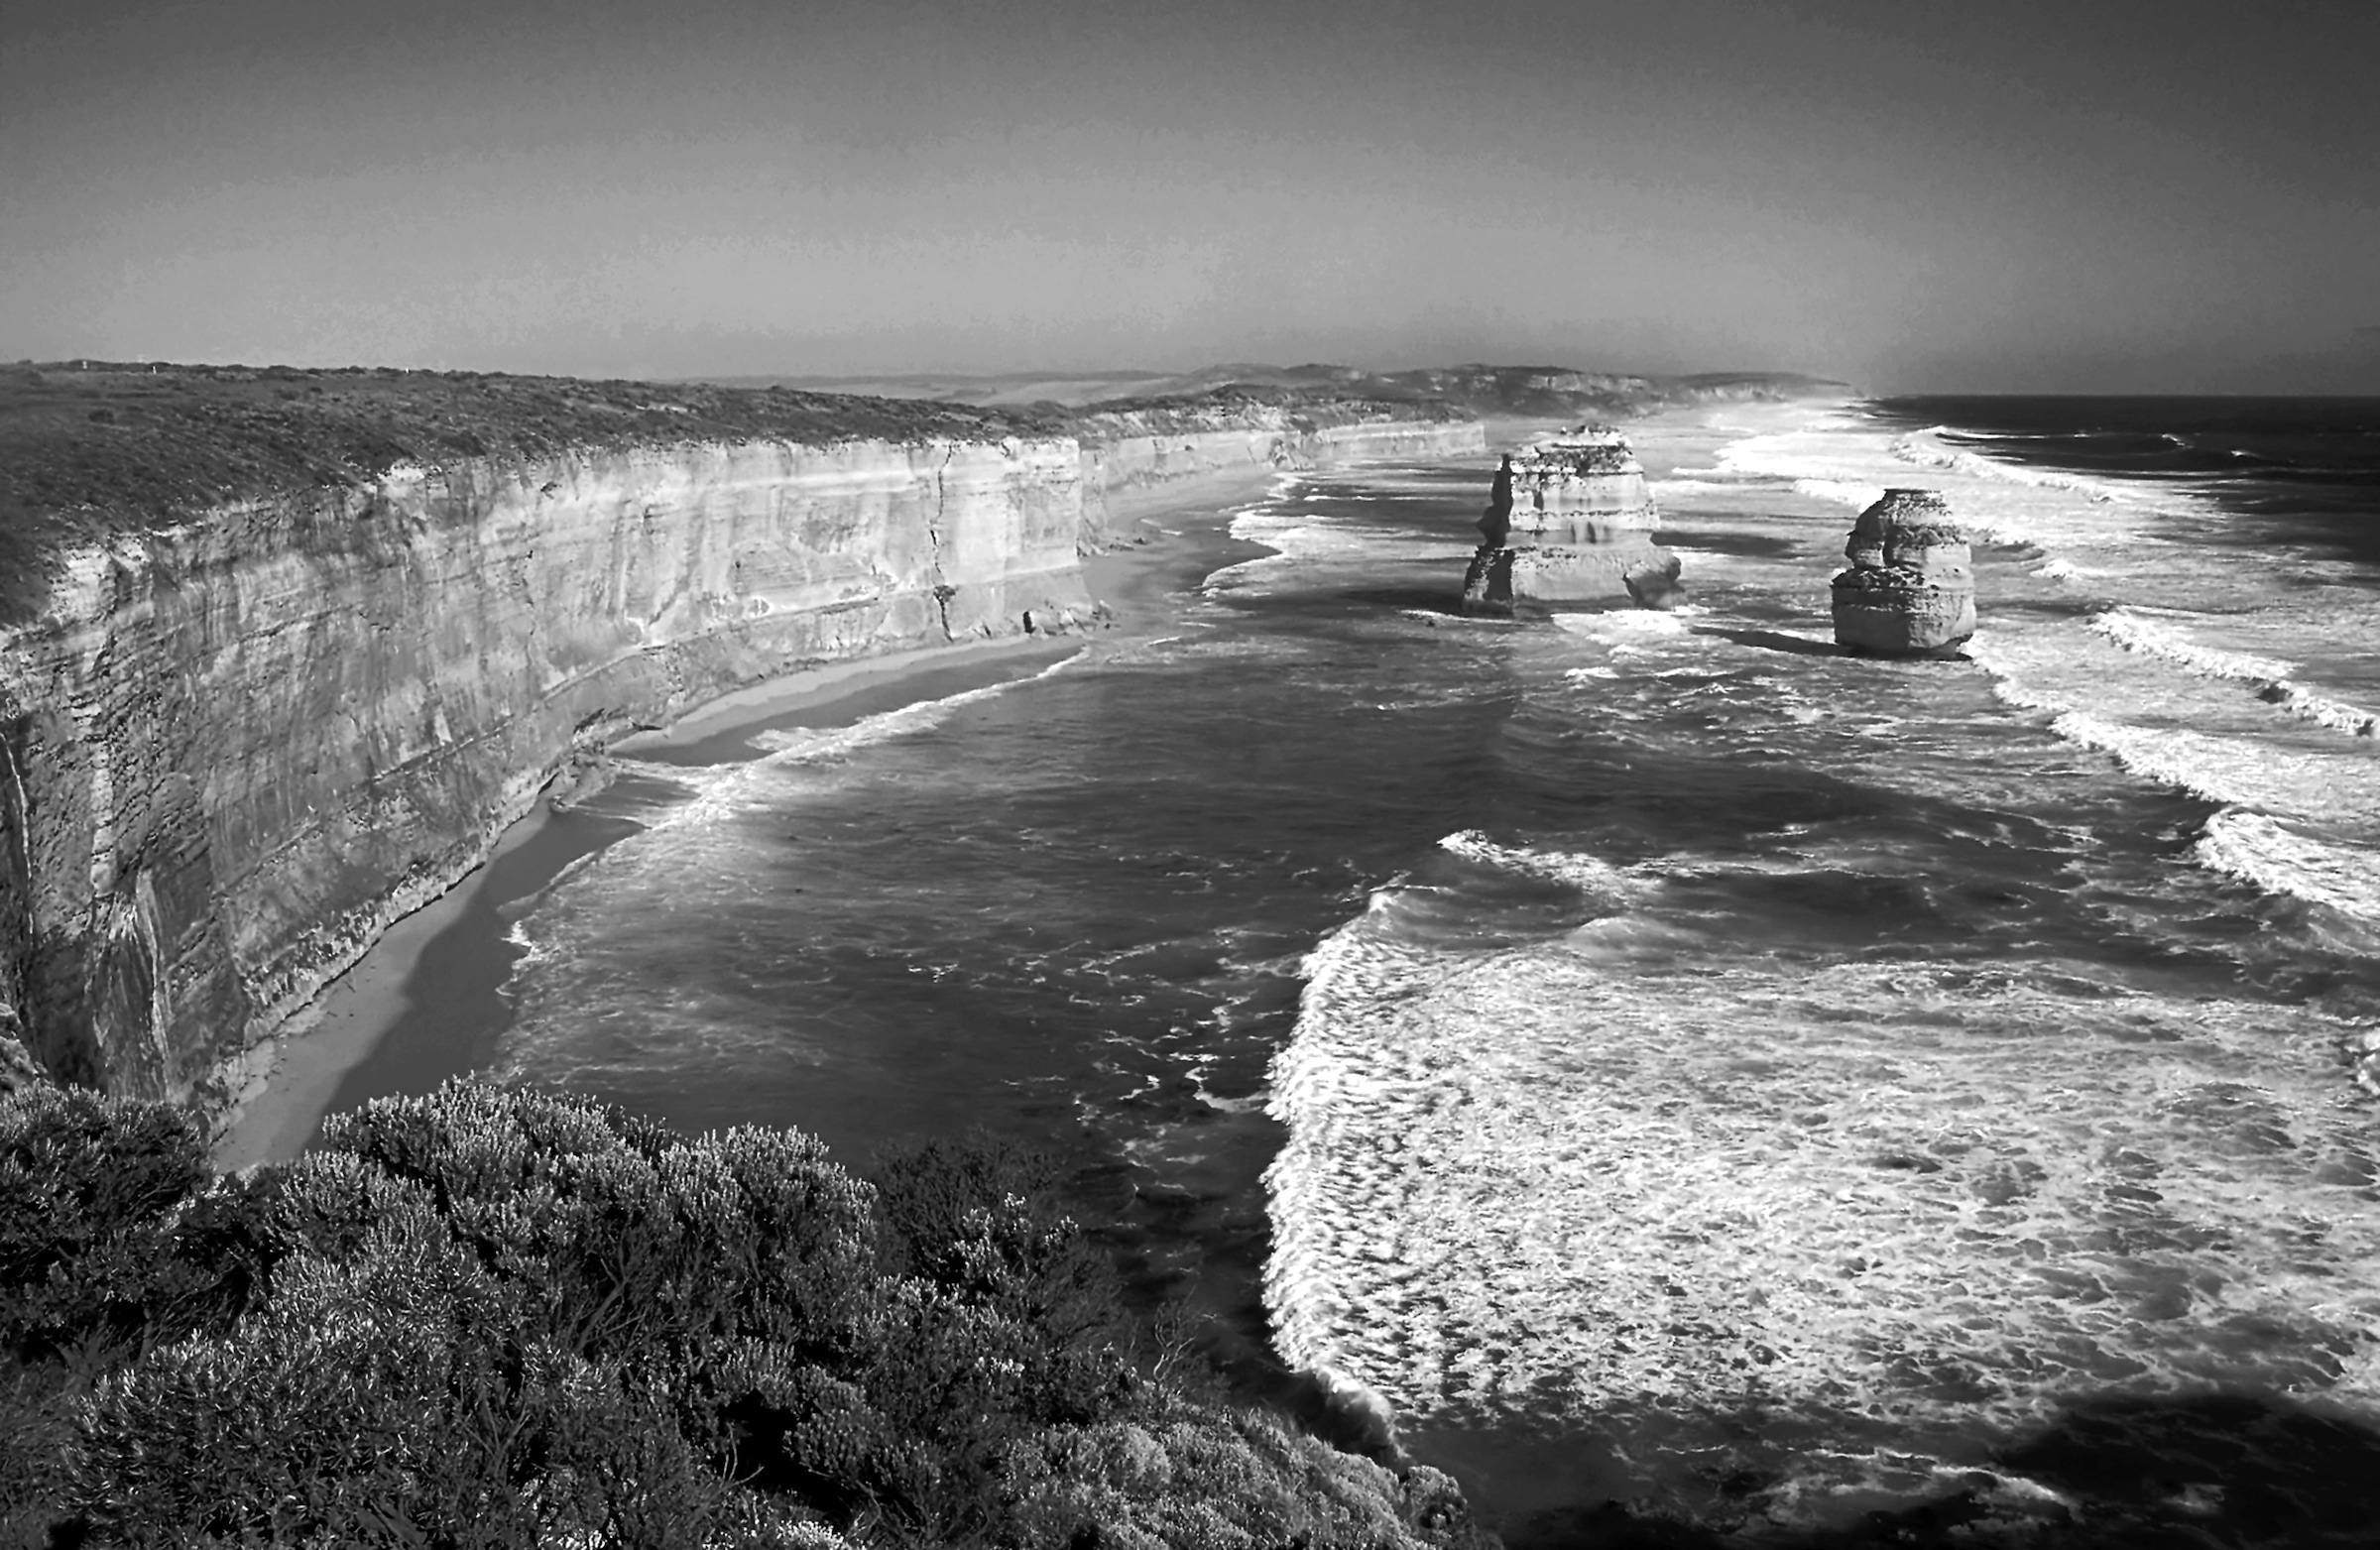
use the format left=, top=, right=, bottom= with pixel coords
left=5, top=0, right=2374, bottom=392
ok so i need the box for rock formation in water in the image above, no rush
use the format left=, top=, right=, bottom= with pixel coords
left=1829, top=488, right=1976, bottom=656
left=1459, top=426, right=1683, bottom=616
left=0, top=364, right=1483, bottom=1117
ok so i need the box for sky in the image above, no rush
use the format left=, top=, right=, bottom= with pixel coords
left=3, top=0, right=2375, bottom=393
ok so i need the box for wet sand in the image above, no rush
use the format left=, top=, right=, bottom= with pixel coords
left=212, top=465, right=1285, bottom=1170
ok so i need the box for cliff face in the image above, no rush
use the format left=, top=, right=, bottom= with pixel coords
left=0, top=399, right=1481, bottom=1114
left=1075, top=401, right=1483, bottom=531
left=0, top=435, right=1095, bottom=1109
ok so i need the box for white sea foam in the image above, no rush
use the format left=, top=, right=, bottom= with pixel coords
left=2088, top=607, right=2298, bottom=684
left=501, top=915, right=555, bottom=969
left=2265, top=682, right=2380, bottom=739
left=1205, top=483, right=1413, bottom=592
left=2043, top=710, right=2379, bottom=821
left=1889, top=429, right=2121, bottom=504
left=1437, top=830, right=1639, bottom=900
left=747, top=651, right=1083, bottom=761
left=1650, top=478, right=1763, bottom=498
left=1551, top=610, right=1697, bottom=644
left=2194, top=809, right=2380, bottom=928
left=654, top=652, right=1085, bottom=828
left=1265, top=914, right=2380, bottom=1511
left=1791, top=477, right=1882, bottom=510
left=1965, top=629, right=2380, bottom=927
left=2082, top=609, right=2379, bottom=736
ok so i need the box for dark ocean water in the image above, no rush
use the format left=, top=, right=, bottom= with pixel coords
left=476, top=400, right=2380, bottom=1541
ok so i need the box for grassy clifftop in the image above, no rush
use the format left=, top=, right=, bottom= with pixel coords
left=727, top=362, right=1855, bottom=417
left=0, top=361, right=1474, bottom=627
left=0, top=362, right=1073, bottom=628
left=1072, top=383, right=1475, bottom=434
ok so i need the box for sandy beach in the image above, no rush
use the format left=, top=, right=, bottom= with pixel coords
left=211, top=464, right=1289, bottom=1171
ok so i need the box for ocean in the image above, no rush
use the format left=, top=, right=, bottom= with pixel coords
left=418, top=398, right=2380, bottom=1540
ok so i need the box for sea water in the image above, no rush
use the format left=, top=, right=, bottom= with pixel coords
left=479, top=399, right=2380, bottom=1537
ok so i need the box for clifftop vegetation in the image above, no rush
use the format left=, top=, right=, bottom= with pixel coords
left=0, top=1079, right=1485, bottom=1550
left=0, top=362, right=1061, bottom=615
left=724, top=362, right=1855, bottom=417
left=0, top=360, right=1473, bottom=626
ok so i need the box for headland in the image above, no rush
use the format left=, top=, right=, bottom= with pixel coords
left=0, top=360, right=1484, bottom=1139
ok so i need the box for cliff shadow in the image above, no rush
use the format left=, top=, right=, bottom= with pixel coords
left=1658, top=528, right=1811, bottom=562
left=1339, top=584, right=1482, bottom=616
left=1690, top=625, right=1846, bottom=658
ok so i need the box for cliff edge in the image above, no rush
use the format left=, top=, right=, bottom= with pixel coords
left=0, top=363, right=1481, bottom=1116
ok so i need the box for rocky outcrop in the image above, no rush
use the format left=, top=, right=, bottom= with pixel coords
left=1459, top=427, right=1683, bottom=616
left=1830, top=488, right=1976, bottom=656
left=0, top=394, right=1481, bottom=1117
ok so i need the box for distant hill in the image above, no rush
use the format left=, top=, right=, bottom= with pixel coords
left=706, top=362, right=1855, bottom=417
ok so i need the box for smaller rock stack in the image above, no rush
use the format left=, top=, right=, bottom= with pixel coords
left=1830, top=489, right=1976, bottom=655
left=1459, top=427, right=1683, bottom=616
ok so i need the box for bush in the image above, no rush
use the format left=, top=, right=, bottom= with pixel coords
left=9, top=1082, right=1479, bottom=1549
left=1002, top=1404, right=1489, bottom=1550
left=0, top=1085, right=247, bottom=1361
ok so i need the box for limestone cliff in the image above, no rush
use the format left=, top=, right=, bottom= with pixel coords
left=1073, top=393, right=1484, bottom=535
left=0, top=436, right=1095, bottom=1109
left=0, top=365, right=1480, bottom=1115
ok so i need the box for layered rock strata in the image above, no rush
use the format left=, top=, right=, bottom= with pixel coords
left=0, top=403, right=1482, bottom=1115
left=1829, top=488, right=1976, bottom=656
left=1459, top=426, right=1683, bottom=616
left=1079, top=403, right=1479, bottom=531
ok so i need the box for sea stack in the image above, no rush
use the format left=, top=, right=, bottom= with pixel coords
left=1459, top=426, right=1683, bottom=616
left=1830, top=488, right=1976, bottom=655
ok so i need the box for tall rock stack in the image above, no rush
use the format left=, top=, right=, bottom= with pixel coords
left=1459, top=426, right=1683, bottom=616
left=1830, top=489, right=1976, bottom=655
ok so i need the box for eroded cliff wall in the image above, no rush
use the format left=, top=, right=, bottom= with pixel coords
left=0, top=402, right=1482, bottom=1115
left=1076, top=406, right=1483, bottom=537
left=0, top=435, right=1092, bottom=1109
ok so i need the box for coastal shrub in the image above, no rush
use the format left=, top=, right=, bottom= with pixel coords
left=13, top=1081, right=1479, bottom=1549
left=0, top=1084, right=252, bottom=1361
left=317, top=1084, right=883, bottom=1363
left=71, top=1212, right=537, bottom=1546
left=871, top=1134, right=1134, bottom=1413
left=1001, top=1404, right=1488, bottom=1550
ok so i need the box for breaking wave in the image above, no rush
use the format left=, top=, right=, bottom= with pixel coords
left=2088, top=608, right=2379, bottom=740
left=1264, top=898, right=2380, bottom=1513
left=2194, top=809, right=2380, bottom=931
left=2087, top=607, right=2298, bottom=684
left=1437, top=830, right=1640, bottom=901
left=629, top=651, right=1086, bottom=829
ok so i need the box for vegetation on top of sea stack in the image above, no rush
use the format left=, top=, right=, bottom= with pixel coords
left=0, top=1079, right=1486, bottom=1550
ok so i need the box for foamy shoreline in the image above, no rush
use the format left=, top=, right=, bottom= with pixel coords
left=211, top=465, right=1290, bottom=1171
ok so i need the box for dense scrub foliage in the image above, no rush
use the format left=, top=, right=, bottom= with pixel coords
left=0, top=1081, right=1483, bottom=1550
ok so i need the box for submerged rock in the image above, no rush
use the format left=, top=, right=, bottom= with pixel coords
left=1458, top=427, right=1683, bottom=616
left=1830, top=488, right=1977, bottom=656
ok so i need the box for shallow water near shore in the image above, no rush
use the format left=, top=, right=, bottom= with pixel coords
left=338, top=400, right=2380, bottom=1540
